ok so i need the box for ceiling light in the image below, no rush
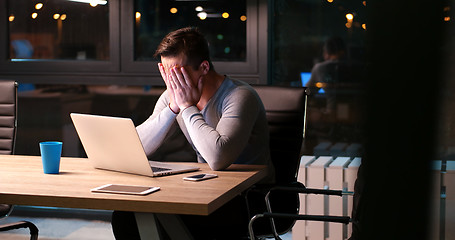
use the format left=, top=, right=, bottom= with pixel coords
left=197, top=12, right=207, bottom=20
left=68, top=0, right=107, bottom=5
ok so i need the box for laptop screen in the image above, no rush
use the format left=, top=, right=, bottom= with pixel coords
left=300, top=72, right=311, bottom=86
left=300, top=72, right=324, bottom=94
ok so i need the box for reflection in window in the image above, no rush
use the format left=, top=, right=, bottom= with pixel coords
left=8, top=0, right=109, bottom=61
left=134, top=0, right=246, bottom=62
left=271, top=0, right=366, bottom=86
left=271, top=1, right=367, bottom=155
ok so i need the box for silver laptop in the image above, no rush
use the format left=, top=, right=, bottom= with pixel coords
left=70, top=113, right=199, bottom=177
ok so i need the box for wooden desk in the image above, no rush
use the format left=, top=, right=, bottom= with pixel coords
left=0, top=155, right=267, bottom=239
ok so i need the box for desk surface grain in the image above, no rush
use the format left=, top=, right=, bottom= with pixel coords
left=0, top=155, right=267, bottom=215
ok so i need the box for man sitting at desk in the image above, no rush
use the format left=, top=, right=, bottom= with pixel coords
left=112, top=27, right=273, bottom=239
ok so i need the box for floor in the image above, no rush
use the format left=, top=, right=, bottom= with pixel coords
left=0, top=207, right=114, bottom=240
left=0, top=206, right=292, bottom=240
left=0, top=216, right=114, bottom=240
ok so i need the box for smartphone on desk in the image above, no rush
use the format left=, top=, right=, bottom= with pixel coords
left=91, top=184, right=160, bottom=195
left=183, top=173, right=218, bottom=181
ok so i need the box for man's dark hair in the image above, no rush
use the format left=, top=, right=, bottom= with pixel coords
left=323, top=36, right=346, bottom=56
left=154, top=27, right=214, bottom=70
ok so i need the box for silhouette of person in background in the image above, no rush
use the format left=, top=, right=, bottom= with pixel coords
left=306, top=36, right=346, bottom=114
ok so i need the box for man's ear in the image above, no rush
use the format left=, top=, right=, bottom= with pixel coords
left=199, top=60, right=210, bottom=75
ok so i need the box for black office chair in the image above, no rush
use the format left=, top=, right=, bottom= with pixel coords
left=0, top=80, right=39, bottom=240
left=248, top=187, right=351, bottom=240
left=246, top=85, right=350, bottom=240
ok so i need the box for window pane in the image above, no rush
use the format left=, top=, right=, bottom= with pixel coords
left=8, top=0, right=109, bottom=61
left=270, top=0, right=367, bottom=155
left=271, top=0, right=366, bottom=86
left=134, top=0, right=246, bottom=62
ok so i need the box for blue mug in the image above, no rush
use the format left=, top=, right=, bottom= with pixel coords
left=39, top=141, right=63, bottom=174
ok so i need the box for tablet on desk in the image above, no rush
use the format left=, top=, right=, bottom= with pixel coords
left=91, top=184, right=160, bottom=195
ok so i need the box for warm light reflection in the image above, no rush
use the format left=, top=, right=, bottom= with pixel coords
left=222, top=12, right=229, bottom=18
left=135, top=12, right=141, bottom=19
left=346, top=13, right=354, bottom=21
left=195, top=6, right=203, bottom=12
left=35, top=3, right=43, bottom=10
left=445, top=16, right=451, bottom=22
left=362, top=23, right=366, bottom=29
left=345, top=22, right=352, bottom=28
left=9, top=15, right=15, bottom=22
left=90, top=3, right=98, bottom=7
left=327, top=0, right=334, bottom=3
left=197, top=12, right=207, bottom=20
left=170, top=8, right=178, bottom=14
left=315, top=82, right=326, bottom=88
left=363, top=1, right=366, bottom=6
left=53, top=13, right=60, bottom=20
left=240, top=15, right=247, bottom=21
left=60, top=14, right=67, bottom=20
left=31, top=12, right=38, bottom=19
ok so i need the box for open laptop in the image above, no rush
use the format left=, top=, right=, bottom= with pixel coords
left=70, top=113, right=199, bottom=177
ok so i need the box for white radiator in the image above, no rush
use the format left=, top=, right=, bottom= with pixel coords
left=293, top=155, right=361, bottom=240
left=293, top=158, right=454, bottom=240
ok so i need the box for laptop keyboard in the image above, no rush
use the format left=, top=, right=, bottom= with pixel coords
left=151, top=166, right=172, bottom=172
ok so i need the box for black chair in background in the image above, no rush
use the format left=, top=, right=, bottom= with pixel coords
left=247, top=85, right=350, bottom=240
left=0, top=80, right=39, bottom=240
left=253, top=85, right=308, bottom=186
left=244, top=85, right=308, bottom=238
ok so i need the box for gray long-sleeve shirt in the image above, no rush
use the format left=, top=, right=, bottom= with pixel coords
left=136, top=77, right=274, bottom=180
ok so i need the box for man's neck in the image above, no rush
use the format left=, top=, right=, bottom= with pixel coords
left=197, top=71, right=225, bottom=110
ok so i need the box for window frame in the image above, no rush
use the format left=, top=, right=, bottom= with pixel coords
left=0, top=0, right=267, bottom=85
left=120, top=0, right=263, bottom=85
left=0, top=0, right=120, bottom=74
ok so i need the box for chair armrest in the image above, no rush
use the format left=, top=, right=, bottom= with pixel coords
left=267, top=186, right=353, bottom=197
left=264, top=184, right=353, bottom=213
left=256, top=182, right=353, bottom=240
left=253, top=212, right=351, bottom=225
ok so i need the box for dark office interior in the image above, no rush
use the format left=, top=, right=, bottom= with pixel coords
left=1, top=0, right=454, bottom=239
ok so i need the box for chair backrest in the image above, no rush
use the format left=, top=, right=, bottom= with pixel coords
left=0, top=80, right=18, bottom=155
left=253, top=85, right=307, bottom=185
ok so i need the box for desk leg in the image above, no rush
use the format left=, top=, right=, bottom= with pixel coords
left=134, top=212, right=194, bottom=240
left=155, top=214, right=194, bottom=240
left=134, top=212, right=163, bottom=239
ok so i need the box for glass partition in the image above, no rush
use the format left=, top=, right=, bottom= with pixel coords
left=269, top=0, right=367, bottom=155
left=270, top=0, right=366, bottom=86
